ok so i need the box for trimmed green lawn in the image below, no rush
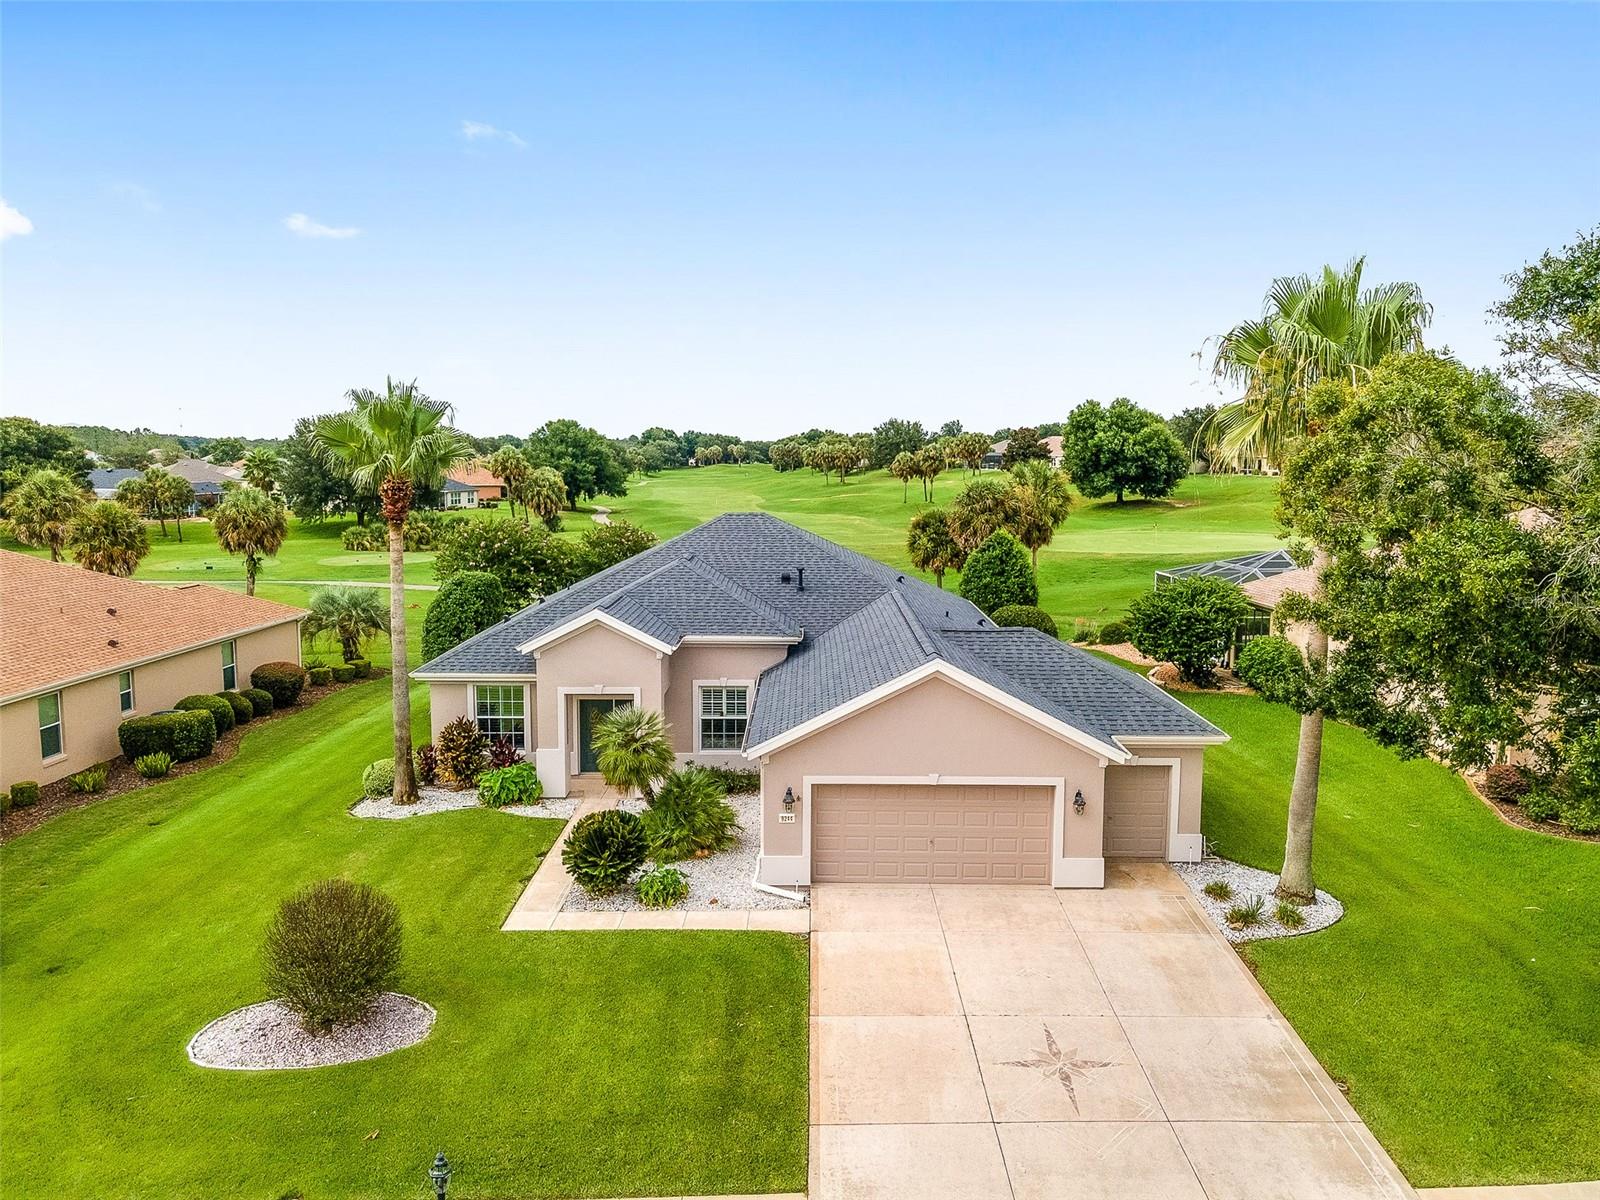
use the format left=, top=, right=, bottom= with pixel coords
left=1181, top=689, right=1600, bottom=1187
left=0, top=683, right=809, bottom=1199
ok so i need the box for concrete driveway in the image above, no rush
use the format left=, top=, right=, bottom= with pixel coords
left=808, top=862, right=1417, bottom=1200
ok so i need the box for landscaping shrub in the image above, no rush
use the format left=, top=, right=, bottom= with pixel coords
left=117, top=709, right=215, bottom=762
left=0, top=792, right=9, bottom=817
left=1521, top=790, right=1561, bottom=822
left=421, top=570, right=508, bottom=662
left=990, top=604, right=1058, bottom=638
left=435, top=519, right=582, bottom=608
left=1275, top=901, right=1307, bottom=930
left=683, top=761, right=761, bottom=795
left=308, top=666, right=334, bottom=686
left=436, top=716, right=488, bottom=788
left=341, top=524, right=384, bottom=552
left=1484, top=764, right=1531, bottom=805
left=331, top=664, right=357, bottom=683
left=261, top=878, right=403, bottom=1033
left=402, top=509, right=466, bottom=552
left=636, top=866, right=689, bottom=910
left=1225, top=895, right=1265, bottom=929
left=1098, top=619, right=1130, bottom=645
left=1235, top=636, right=1311, bottom=708
left=1126, top=577, right=1253, bottom=687
left=959, top=530, right=1038, bottom=615
left=579, top=520, right=659, bottom=576
left=1071, top=625, right=1095, bottom=643
left=361, top=758, right=396, bottom=799
left=69, top=764, right=109, bottom=794
left=487, top=737, right=523, bottom=769
left=643, top=767, right=739, bottom=862
left=346, top=657, right=372, bottom=679
left=217, top=690, right=254, bottom=724
left=250, top=661, right=307, bottom=708
left=175, top=693, right=236, bottom=737
left=242, top=687, right=274, bottom=717
left=134, top=751, right=173, bottom=779
left=1202, top=879, right=1233, bottom=901
left=10, top=781, right=40, bottom=808
left=478, top=762, right=543, bottom=808
left=415, top=743, right=438, bottom=786
left=1561, top=791, right=1600, bottom=835
left=562, top=809, right=649, bottom=895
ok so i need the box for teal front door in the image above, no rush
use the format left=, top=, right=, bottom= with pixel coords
left=578, top=699, right=626, bottom=773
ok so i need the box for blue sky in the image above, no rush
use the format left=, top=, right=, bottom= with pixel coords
left=3, top=3, right=1595, bottom=440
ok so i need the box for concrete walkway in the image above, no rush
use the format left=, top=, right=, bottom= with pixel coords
left=808, top=863, right=1416, bottom=1200
left=591, top=505, right=613, bottom=526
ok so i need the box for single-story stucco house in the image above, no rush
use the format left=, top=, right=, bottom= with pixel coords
left=0, top=551, right=305, bottom=791
left=981, top=434, right=1064, bottom=470
left=1154, top=550, right=1317, bottom=667
left=439, top=478, right=480, bottom=509
left=416, top=513, right=1227, bottom=889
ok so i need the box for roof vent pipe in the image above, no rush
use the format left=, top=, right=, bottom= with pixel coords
left=796, top=567, right=805, bottom=592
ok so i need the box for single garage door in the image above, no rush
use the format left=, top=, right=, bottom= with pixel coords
left=1103, top=764, right=1171, bottom=858
left=811, top=782, right=1053, bottom=884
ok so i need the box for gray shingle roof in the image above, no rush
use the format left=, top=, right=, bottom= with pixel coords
left=415, top=512, right=1224, bottom=749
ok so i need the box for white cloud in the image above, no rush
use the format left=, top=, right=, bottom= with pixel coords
left=460, top=119, right=527, bottom=150
left=110, top=181, right=161, bottom=213
left=1, top=198, right=34, bottom=241
left=283, top=212, right=361, bottom=239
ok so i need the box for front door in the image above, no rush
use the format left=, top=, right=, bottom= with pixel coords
left=577, top=698, right=626, bottom=774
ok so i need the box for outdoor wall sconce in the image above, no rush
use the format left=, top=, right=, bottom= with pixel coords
left=1073, top=789, right=1086, bottom=815
left=782, top=787, right=796, bottom=813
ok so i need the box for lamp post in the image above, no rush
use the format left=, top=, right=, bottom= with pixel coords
left=429, top=1152, right=452, bottom=1200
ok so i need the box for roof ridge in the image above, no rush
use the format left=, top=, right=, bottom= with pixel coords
left=885, top=590, right=939, bottom=659
left=675, top=556, right=804, bottom=635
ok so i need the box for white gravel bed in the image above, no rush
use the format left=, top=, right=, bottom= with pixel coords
left=187, top=992, right=435, bottom=1070
left=1173, top=856, right=1343, bottom=944
left=539, top=794, right=647, bottom=821
left=562, top=793, right=806, bottom=912
left=350, top=788, right=556, bottom=820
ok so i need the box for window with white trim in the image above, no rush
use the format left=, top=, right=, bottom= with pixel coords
left=221, top=640, right=237, bottom=690
left=119, top=670, right=135, bottom=714
left=475, top=684, right=526, bottom=748
left=698, top=685, right=749, bottom=750
left=38, top=692, right=64, bottom=760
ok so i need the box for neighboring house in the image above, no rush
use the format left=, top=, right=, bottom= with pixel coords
left=981, top=435, right=1064, bottom=470
left=90, top=459, right=236, bottom=512
left=416, top=513, right=1227, bottom=889
left=0, top=551, right=305, bottom=791
left=87, top=468, right=144, bottom=499
left=449, top=462, right=508, bottom=504
left=1153, top=550, right=1310, bottom=666
left=440, top=478, right=479, bottom=509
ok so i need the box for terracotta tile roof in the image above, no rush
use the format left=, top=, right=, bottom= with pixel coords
left=449, top=462, right=504, bottom=489
left=0, top=551, right=305, bottom=701
left=1240, top=566, right=1319, bottom=609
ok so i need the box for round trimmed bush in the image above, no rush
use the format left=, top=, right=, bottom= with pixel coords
left=1098, top=619, right=1130, bottom=645
left=307, top=666, right=334, bottom=686
left=990, top=604, right=1058, bottom=638
left=362, top=758, right=396, bottom=799
left=960, top=530, right=1038, bottom=615
left=1126, top=577, right=1252, bottom=687
left=1235, top=636, right=1311, bottom=708
left=242, top=687, right=274, bottom=717
left=261, top=878, right=403, bottom=1033
left=1483, top=764, right=1531, bottom=805
left=175, top=693, right=235, bottom=736
left=636, top=866, right=689, bottom=909
left=642, top=767, right=738, bottom=862
left=478, top=762, right=543, bottom=808
left=421, top=570, right=508, bottom=662
left=10, top=781, right=40, bottom=809
left=217, top=690, right=254, bottom=724
left=118, top=709, right=216, bottom=762
left=250, top=661, right=307, bottom=708
left=562, top=809, right=648, bottom=895
left=331, top=664, right=357, bottom=683
left=346, top=658, right=372, bottom=679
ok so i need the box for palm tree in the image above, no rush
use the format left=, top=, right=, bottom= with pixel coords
left=66, top=500, right=149, bottom=576
left=1204, top=257, right=1431, bottom=473
left=890, top=451, right=917, bottom=502
left=526, top=466, right=567, bottom=531
left=592, top=705, right=675, bottom=800
left=907, top=507, right=967, bottom=589
left=1010, top=460, right=1074, bottom=566
left=486, top=447, right=530, bottom=522
left=4, top=468, right=87, bottom=561
left=240, top=448, right=282, bottom=493
left=304, top=585, right=390, bottom=663
left=211, top=486, right=288, bottom=594
left=947, top=477, right=1022, bottom=552
left=313, top=378, right=473, bottom=803
left=1206, top=259, right=1430, bottom=903
left=143, top=467, right=196, bottom=542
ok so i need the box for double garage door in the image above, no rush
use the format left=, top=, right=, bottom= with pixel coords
left=811, top=782, right=1054, bottom=885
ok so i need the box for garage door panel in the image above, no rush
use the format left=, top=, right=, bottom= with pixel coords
left=812, top=782, right=1055, bottom=885
left=1103, top=765, right=1171, bottom=859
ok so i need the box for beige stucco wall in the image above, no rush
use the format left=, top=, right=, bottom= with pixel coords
left=427, top=683, right=473, bottom=742
left=756, top=675, right=1109, bottom=864
left=663, top=642, right=790, bottom=760
left=529, top=623, right=667, bottom=792
left=1, top=621, right=301, bottom=791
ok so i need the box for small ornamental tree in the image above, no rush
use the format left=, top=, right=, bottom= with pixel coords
left=1125, top=577, right=1252, bottom=686
left=579, top=520, right=658, bottom=575
left=261, top=878, right=403, bottom=1032
left=959, top=530, right=1038, bottom=615
left=435, top=519, right=579, bottom=608
left=1062, top=397, right=1190, bottom=503
left=421, top=571, right=508, bottom=662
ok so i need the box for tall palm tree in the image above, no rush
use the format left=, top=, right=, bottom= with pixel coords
left=305, top=585, right=390, bottom=663
left=66, top=500, right=149, bottom=576
left=486, top=447, right=530, bottom=522
left=211, top=486, right=288, bottom=594
left=1010, top=460, right=1074, bottom=566
left=145, top=467, right=196, bottom=542
left=526, top=466, right=567, bottom=531
left=947, top=477, right=1022, bottom=551
left=1206, top=260, right=1430, bottom=902
left=3, top=468, right=87, bottom=561
left=591, top=705, right=675, bottom=800
left=313, top=379, right=473, bottom=803
left=240, top=448, right=282, bottom=493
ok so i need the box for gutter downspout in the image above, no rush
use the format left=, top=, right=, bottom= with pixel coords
left=751, top=869, right=807, bottom=904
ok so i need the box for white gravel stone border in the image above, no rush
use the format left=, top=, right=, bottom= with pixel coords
left=187, top=992, right=435, bottom=1071
left=1173, top=856, right=1344, bottom=944
left=563, top=793, right=806, bottom=913
left=349, top=787, right=550, bottom=820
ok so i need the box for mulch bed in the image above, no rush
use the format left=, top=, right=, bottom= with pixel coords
left=1, top=672, right=387, bottom=845
left=1462, top=772, right=1600, bottom=844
